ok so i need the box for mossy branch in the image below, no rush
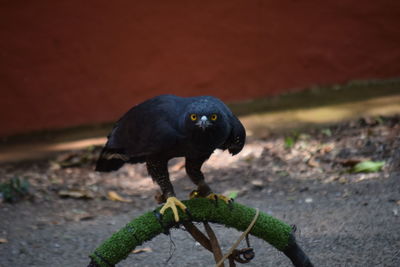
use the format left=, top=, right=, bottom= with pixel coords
left=89, top=198, right=294, bottom=267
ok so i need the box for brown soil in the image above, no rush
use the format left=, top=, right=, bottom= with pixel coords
left=0, top=116, right=399, bottom=266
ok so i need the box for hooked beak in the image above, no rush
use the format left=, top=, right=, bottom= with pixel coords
left=196, top=115, right=211, bottom=130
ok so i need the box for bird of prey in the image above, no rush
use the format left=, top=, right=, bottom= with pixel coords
left=96, top=95, right=246, bottom=222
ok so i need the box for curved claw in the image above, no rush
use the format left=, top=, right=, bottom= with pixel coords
left=159, top=197, right=187, bottom=222
left=206, top=193, right=232, bottom=204
left=189, top=190, right=201, bottom=199
left=190, top=190, right=233, bottom=205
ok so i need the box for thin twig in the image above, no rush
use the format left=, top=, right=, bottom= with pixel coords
left=204, top=222, right=224, bottom=267
left=182, top=222, right=212, bottom=252
left=215, top=209, right=260, bottom=267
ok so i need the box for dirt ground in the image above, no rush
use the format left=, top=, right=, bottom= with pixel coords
left=0, top=115, right=399, bottom=267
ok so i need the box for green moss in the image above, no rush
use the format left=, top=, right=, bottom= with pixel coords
left=90, top=199, right=292, bottom=266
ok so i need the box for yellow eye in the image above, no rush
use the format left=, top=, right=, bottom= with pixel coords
left=190, top=114, right=197, bottom=121
left=210, top=114, right=218, bottom=121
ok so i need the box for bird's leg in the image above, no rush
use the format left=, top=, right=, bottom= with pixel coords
left=146, top=159, right=187, bottom=222
left=185, top=157, right=212, bottom=197
left=186, top=157, right=232, bottom=205
left=147, top=159, right=175, bottom=199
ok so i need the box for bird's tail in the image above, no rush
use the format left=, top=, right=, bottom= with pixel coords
left=95, top=148, right=128, bottom=172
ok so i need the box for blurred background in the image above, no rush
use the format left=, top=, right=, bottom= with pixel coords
left=1, top=0, right=399, bottom=140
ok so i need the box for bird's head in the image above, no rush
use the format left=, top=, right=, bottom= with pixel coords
left=187, top=112, right=219, bottom=131
left=183, top=99, right=228, bottom=135
left=181, top=97, right=232, bottom=149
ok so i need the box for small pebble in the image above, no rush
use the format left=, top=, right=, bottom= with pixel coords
left=305, top=197, right=313, bottom=203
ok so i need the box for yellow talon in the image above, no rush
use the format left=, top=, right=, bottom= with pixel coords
left=159, top=197, right=187, bottom=222
left=189, top=190, right=200, bottom=199
left=190, top=190, right=232, bottom=204
left=206, top=193, right=232, bottom=204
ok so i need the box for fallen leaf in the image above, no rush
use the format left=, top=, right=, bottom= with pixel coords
left=352, top=161, right=385, bottom=173
left=55, top=149, right=97, bottom=168
left=337, top=157, right=370, bottom=167
left=298, top=133, right=311, bottom=141
left=132, top=247, right=153, bottom=254
left=360, top=116, right=381, bottom=126
left=49, top=161, right=62, bottom=170
left=276, top=170, right=289, bottom=177
left=244, top=155, right=255, bottom=163
left=0, top=177, right=31, bottom=203
left=58, top=189, right=94, bottom=199
left=250, top=179, right=264, bottom=189
left=355, top=173, right=380, bottom=182
left=107, top=191, right=132, bottom=203
left=307, top=157, right=319, bottom=168
left=227, top=190, right=239, bottom=199
left=284, top=136, right=295, bottom=149
left=321, top=128, right=332, bottom=137
left=321, top=144, right=334, bottom=154
left=0, top=238, right=8, bottom=244
left=342, top=190, right=351, bottom=198
left=72, top=214, right=95, bottom=222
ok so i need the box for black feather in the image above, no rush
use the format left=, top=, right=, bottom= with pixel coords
left=95, top=148, right=127, bottom=171
left=95, top=95, right=246, bottom=172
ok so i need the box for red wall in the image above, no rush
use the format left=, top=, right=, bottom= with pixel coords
left=1, top=1, right=399, bottom=137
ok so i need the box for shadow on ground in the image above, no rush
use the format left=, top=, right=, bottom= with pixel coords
left=1, top=111, right=399, bottom=266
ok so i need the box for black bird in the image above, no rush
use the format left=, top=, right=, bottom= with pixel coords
left=96, top=95, right=246, bottom=221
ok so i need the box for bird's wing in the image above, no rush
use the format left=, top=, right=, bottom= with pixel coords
left=96, top=96, right=185, bottom=171
left=220, top=114, right=246, bottom=155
